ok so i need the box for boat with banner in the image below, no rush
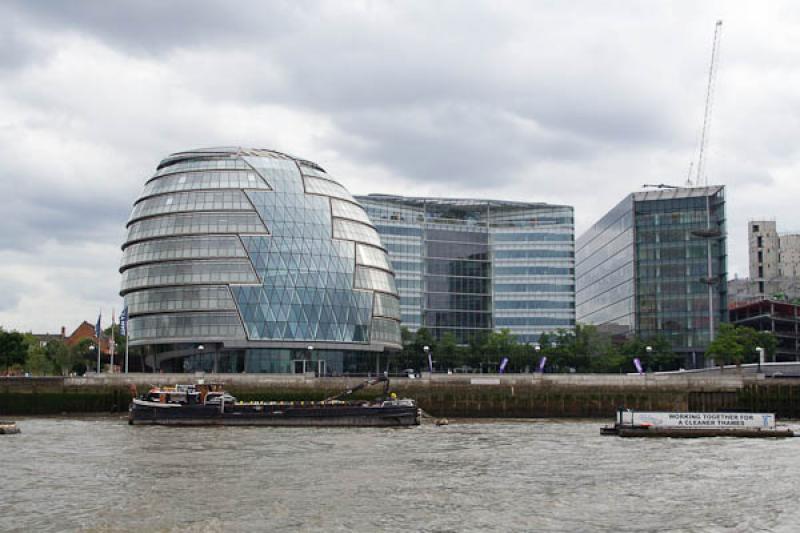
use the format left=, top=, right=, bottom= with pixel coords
left=601, top=408, right=794, bottom=438
left=128, top=377, right=420, bottom=427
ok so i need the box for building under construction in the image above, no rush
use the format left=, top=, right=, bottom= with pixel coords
left=729, top=299, right=800, bottom=362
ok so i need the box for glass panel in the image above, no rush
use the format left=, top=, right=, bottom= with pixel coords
left=356, top=244, right=392, bottom=271
left=121, top=260, right=258, bottom=293
left=126, top=286, right=236, bottom=314
left=129, top=312, right=245, bottom=340
left=130, top=190, right=253, bottom=221
left=373, top=292, right=401, bottom=320
left=125, top=213, right=267, bottom=244
left=154, top=157, right=252, bottom=177
left=303, top=176, right=356, bottom=202
left=354, top=266, right=397, bottom=294
left=333, top=219, right=383, bottom=248
left=121, top=236, right=248, bottom=269
left=370, top=318, right=401, bottom=345
left=141, top=170, right=269, bottom=197
left=331, top=199, right=373, bottom=225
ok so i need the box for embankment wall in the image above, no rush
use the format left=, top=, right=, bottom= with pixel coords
left=1, top=374, right=799, bottom=418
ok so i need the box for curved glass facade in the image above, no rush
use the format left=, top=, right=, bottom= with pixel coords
left=121, top=147, right=401, bottom=374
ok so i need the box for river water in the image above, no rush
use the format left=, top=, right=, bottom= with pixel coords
left=2, top=417, right=799, bottom=532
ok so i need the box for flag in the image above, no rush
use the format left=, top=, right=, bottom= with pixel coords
left=633, top=357, right=644, bottom=375
left=119, top=306, right=128, bottom=336
left=499, top=357, right=509, bottom=374
left=537, top=356, right=547, bottom=373
left=95, top=312, right=102, bottom=338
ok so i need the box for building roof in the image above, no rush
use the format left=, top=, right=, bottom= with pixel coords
left=632, top=185, right=724, bottom=202
left=157, top=147, right=326, bottom=173
left=356, top=194, right=571, bottom=211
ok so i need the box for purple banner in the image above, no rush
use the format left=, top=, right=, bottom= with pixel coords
left=499, top=357, right=509, bottom=374
left=537, top=356, right=547, bottom=373
left=428, top=352, right=433, bottom=373
left=633, top=357, right=644, bottom=375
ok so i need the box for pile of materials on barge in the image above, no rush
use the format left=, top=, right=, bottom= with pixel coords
left=0, top=421, right=20, bottom=434
left=129, top=377, right=420, bottom=427
left=601, top=408, right=795, bottom=438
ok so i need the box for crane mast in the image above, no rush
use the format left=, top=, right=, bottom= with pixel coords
left=695, top=20, right=723, bottom=187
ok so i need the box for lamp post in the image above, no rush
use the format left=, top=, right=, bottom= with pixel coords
left=534, top=343, right=545, bottom=374
left=89, top=344, right=97, bottom=374
left=756, top=346, right=764, bottom=374
left=307, top=345, right=314, bottom=375
left=423, top=345, right=432, bottom=374
left=645, top=345, right=653, bottom=372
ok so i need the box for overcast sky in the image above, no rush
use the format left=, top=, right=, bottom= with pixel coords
left=1, top=1, right=798, bottom=333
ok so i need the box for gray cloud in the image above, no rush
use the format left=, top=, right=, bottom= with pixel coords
left=0, top=1, right=799, bottom=331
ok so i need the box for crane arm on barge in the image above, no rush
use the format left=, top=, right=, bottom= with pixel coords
left=324, top=376, right=390, bottom=402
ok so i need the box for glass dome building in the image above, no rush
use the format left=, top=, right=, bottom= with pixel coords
left=120, top=147, right=401, bottom=374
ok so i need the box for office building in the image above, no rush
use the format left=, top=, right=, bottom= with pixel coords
left=120, top=147, right=401, bottom=374
left=356, top=195, right=575, bottom=344
left=576, top=186, right=727, bottom=367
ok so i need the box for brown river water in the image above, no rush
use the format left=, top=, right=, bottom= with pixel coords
left=1, top=417, right=799, bottom=532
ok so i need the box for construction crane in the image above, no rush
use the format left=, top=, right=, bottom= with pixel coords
left=693, top=20, right=723, bottom=187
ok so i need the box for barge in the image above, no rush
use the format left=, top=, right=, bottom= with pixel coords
left=0, top=420, right=20, bottom=435
left=601, top=409, right=794, bottom=438
left=128, top=377, right=420, bottom=427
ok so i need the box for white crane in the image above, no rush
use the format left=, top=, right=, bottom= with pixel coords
left=693, top=20, right=723, bottom=187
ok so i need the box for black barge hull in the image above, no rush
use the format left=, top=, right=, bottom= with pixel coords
left=129, top=404, right=420, bottom=427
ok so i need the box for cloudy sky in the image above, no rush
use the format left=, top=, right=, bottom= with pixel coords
left=0, top=1, right=798, bottom=333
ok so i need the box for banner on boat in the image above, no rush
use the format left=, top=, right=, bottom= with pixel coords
left=619, top=411, right=775, bottom=429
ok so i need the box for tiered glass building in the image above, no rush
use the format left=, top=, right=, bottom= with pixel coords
left=355, top=195, right=575, bottom=344
left=120, top=147, right=401, bottom=374
left=575, top=186, right=727, bottom=368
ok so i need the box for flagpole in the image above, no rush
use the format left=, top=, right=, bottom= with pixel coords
left=96, top=310, right=101, bottom=375
left=110, top=309, right=115, bottom=373
left=121, top=305, right=129, bottom=374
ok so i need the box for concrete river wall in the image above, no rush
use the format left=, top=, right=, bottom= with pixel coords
left=2, top=374, right=799, bottom=418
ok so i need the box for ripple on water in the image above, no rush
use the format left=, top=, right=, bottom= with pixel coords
left=1, top=418, right=799, bottom=532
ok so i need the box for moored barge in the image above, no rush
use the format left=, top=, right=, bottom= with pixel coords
left=601, top=408, right=794, bottom=438
left=129, top=378, right=420, bottom=427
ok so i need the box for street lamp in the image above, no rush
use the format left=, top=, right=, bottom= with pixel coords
left=423, top=345, right=432, bottom=374
left=645, top=345, right=653, bottom=373
left=756, top=346, right=764, bottom=374
left=307, top=345, right=314, bottom=375
left=88, top=344, right=98, bottom=374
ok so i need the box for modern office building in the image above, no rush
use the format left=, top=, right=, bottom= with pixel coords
left=576, top=186, right=727, bottom=367
left=120, top=147, right=401, bottom=374
left=355, top=195, right=575, bottom=344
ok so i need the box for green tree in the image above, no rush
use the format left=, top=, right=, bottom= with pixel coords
left=707, top=323, right=776, bottom=368
left=72, top=338, right=98, bottom=374
left=25, top=344, right=56, bottom=375
left=436, top=332, right=463, bottom=370
left=0, top=327, right=28, bottom=374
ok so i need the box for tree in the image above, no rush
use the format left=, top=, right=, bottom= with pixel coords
left=0, top=328, right=28, bottom=374
left=25, top=344, right=55, bottom=375
left=706, top=324, right=776, bottom=368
